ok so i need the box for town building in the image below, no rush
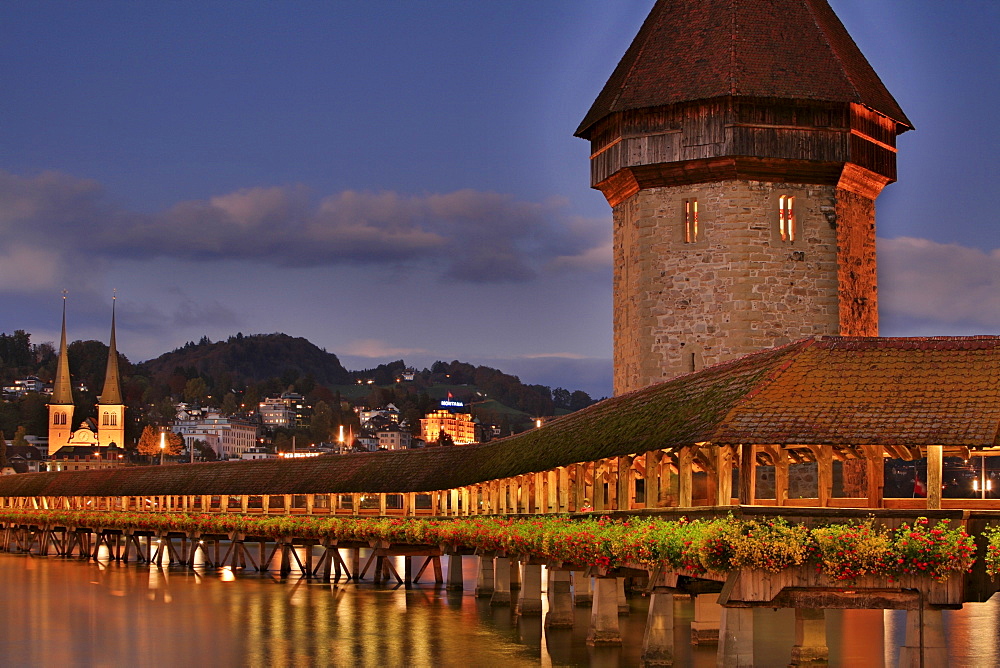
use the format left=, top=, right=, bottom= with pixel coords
left=375, top=423, right=411, bottom=451
left=576, top=0, right=911, bottom=394
left=2, top=376, right=49, bottom=398
left=172, top=405, right=260, bottom=460
left=258, top=392, right=312, bottom=429
left=421, top=409, right=477, bottom=445
left=358, top=403, right=400, bottom=427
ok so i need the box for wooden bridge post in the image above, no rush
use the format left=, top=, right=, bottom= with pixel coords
left=774, top=448, right=789, bottom=506
left=718, top=607, right=754, bottom=668
left=379, top=493, right=387, bottom=516
left=557, top=468, right=569, bottom=512
left=491, top=557, right=512, bottom=606
left=516, top=562, right=543, bottom=616
left=645, top=451, right=661, bottom=509
left=679, top=449, right=694, bottom=507
left=927, top=444, right=943, bottom=510
left=716, top=447, right=733, bottom=505
left=587, top=576, right=622, bottom=645
left=534, top=472, right=545, bottom=514
left=738, top=445, right=755, bottom=505
left=622, top=456, right=636, bottom=510
left=544, top=570, right=574, bottom=628
left=640, top=586, right=674, bottom=666
left=789, top=608, right=828, bottom=665
left=864, top=445, right=885, bottom=508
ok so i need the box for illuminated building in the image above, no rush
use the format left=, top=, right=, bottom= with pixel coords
left=421, top=409, right=477, bottom=445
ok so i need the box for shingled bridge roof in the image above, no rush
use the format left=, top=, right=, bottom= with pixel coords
left=2, top=337, right=998, bottom=498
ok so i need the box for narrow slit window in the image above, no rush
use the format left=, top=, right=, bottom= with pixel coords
left=779, top=195, right=796, bottom=242
left=684, top=199, right=699, bottom=243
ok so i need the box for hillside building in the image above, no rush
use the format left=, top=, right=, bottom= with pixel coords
left=421, top=409, right=477, bottom=445
left=173, top=405, right=260, bottom=460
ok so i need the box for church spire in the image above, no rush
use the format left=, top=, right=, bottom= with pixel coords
left=51, top=291, right=73, bottom=405
left=99, top=294, right=123, bottom=406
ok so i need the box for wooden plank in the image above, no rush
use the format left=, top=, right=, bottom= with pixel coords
left=927, top=444, right=943, bottom=510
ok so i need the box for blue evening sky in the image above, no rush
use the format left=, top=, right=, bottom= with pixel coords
left=1, top=1, right=998, bottom=398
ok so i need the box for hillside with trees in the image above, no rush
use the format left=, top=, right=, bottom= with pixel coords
left=0, top=329, right=596, bottom=445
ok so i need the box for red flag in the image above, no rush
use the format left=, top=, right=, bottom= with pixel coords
left=447, top=392, right=453, bottom=399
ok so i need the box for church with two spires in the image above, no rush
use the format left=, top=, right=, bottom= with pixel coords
left=47, top=298, right=127, bottom=471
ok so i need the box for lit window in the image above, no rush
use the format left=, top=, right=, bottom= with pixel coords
left=779, top=195, right=796, bottom=242
left=684, top=199, right=699, bottom=243
left=102, top=412, right=109, bottom=426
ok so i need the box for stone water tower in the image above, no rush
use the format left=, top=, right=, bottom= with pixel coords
left=576, top=0, right=911, bottom=395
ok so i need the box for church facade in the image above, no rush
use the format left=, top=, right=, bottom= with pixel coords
left=47, top=297, right=127, bottom=465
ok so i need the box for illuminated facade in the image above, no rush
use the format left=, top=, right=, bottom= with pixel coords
left=421, top=409, right=477, bottom=445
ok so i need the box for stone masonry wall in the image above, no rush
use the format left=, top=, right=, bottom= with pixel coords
left=613, top=179, right=876, bottom=395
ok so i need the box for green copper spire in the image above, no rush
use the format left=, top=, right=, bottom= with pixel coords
left=51, top=292, right=74, bottom=405
left=99, top=295, right=123, bottom=406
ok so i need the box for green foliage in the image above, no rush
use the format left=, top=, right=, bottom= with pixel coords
left=984, top=524, right=1000, bottom=577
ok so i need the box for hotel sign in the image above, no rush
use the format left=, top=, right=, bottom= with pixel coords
left=440, top=400, right=465, bottom=408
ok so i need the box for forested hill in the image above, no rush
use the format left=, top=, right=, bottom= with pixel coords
left=138, top=333, right=351, bottom=387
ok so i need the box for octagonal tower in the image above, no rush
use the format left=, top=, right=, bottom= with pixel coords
left=577, top=0, right=911, bottom=395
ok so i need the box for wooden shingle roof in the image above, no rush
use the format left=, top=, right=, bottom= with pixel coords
left=577, top=0, right=912, bottom=138
left=3, top=337, right=998, bottom=498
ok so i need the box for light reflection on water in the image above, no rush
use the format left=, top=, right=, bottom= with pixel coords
left=2, top=552, right=998, bottom=666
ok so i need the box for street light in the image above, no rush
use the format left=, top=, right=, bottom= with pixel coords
left=159, top=429, right=165, bottom=466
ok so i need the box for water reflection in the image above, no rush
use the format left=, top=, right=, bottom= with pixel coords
left=2, top=553, right=998, bottom=666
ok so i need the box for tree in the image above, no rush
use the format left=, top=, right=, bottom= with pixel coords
left=220, top=392, right=239, bottom=416
left=11, top=426, right=29, bottom=448
left=311, top=400, right=333, bottom=443
left=436, top=431, right=454, bottom=447
left=0, top=431, right=7, bottom=470
left=183, top=377, right=209, bottom=404
left=193, top=439, right=217, bottom=462
left=137, top=426, right=183, bottom=460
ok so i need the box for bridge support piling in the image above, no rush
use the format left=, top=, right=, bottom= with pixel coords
left=516, top=563, right=543, bottom=616
left=446, top=554, right=464, bottom=591
left=898, top=608, right=947, bottom=668
left=573, top=571, right=593, bottom=607
left=586, top=575, right=622, bottom=645
left=617, top=576, right=629, bottom=614
left=718, top=607, right=754, bottom=668
left=491, top=557, right=512, bottom=607
left=544, top=570, right=574, bottom=629
left=510, top=558, right=522, bottom=590
left=691, top=593, right=721, bottom=644
left=475, top=554, right=495, bottom=597
left=640, top=587, right=674, bottom=667
left=789, top=608, right=828, bottom=665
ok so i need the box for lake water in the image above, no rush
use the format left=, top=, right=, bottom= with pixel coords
left=1, top=552, right=998, bottom=666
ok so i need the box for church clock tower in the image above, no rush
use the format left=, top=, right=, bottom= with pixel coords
left=48, top=294, right=75, bottom=449
left=577, top=0, right=911, bottom=395
left=97, top=297, right=126, bottom=449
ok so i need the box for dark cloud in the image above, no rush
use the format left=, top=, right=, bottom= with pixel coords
left=0, top=170, right=610, bottom=285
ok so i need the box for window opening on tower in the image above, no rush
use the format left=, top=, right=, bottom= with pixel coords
left=684, top=199, right=699, bottom=243
left=779, top=195, right=796, bottom=242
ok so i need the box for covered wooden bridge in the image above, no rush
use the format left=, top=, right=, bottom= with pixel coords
left=1, top=336, right=998, bottom=516
left=1, top=336, right=999, bottom=666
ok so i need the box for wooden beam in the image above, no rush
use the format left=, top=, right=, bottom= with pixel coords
left=863, top=445, right=885, bottom=509
left=678, top=448, right=694, bottom=508
left=738, top=444, right=755, bottom=505
left=645, top=451, right=661, bottom=509
left=927, top=444, right=943, bottom=510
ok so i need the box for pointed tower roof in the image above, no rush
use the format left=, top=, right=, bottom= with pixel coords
left=99, top=297, right=123, bottom=406
left=51, top=294, right=74, bottom=406
left=577, top=0, right=912, bottom=138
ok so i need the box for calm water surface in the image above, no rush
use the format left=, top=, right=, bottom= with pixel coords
left=1, top=553, right=997, bottom=666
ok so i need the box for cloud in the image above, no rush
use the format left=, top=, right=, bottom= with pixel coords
left=0, top=170, right=610, bottom=285
left=879, top=237, right=1000, bottom=330
left=344, top=339, right=429, bottom=358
